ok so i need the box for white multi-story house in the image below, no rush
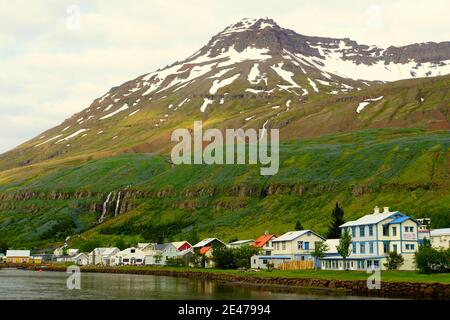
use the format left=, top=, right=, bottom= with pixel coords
left=111, top=247, right=146, bottom=266
left=251, top=230, right=325, bottom=269
left=430, top=228, right=450, bottom=249
left=321, top=206, right=420, bottom=271
left=88, top=247, right=120, bottom=266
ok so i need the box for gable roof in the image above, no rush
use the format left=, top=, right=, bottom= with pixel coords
left=341, top=211, right=419, bottom=228
left=324, top=239, right=340, bottom=254
left=341, top=211, right=401, bottom=228
left=229, top=240, right=254, bottom=246
left=6, top=250, right=30, bottom=257
left=272, top=230, right=325, bottom=242
left=91, top=247, right=119, bottom=256
left=193, top=238, right=226, bottom=248
left=171, top=241, right=192, bottom=250
left=155, top=243, right=176, bottom=251
left=199, top=246, right=212, bottom=255
left=253, top=234, right=275, bottom=248
left=431, top=228, right=450, bottom=237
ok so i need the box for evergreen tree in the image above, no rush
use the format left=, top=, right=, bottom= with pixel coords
left=295, top=221, right=304, bottom=231
left=327, top=202, right=345, bottom=238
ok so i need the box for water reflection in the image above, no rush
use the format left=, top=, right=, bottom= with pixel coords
left=0, top=269, right=374, bottom=300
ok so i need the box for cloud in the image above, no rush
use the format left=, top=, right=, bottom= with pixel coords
left=0, top=0, right=448, bottom=153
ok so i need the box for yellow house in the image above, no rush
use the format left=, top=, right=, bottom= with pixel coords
left=6, top=250, right=31, bottom=264
left=430, top=228, right=450, bottom=249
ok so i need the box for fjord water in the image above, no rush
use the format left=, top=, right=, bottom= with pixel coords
left=0, top=269, right=370, bottom=300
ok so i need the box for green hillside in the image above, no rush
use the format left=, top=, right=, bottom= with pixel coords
left=1, top=128, right=448, bottom=249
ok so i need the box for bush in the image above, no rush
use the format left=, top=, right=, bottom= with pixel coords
left=383, top=252, right=404, bottom=270
left=212, top=246, right=260, bottom=269
left=415, top=242, right=450, bottom=274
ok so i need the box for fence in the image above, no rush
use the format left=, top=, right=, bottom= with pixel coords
left=277, top=260, right=314, bottom=271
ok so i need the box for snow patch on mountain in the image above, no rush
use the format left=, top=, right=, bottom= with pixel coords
left=100, top=104, right=129, bottom=120
left=209, top=73, right=240, bottom=94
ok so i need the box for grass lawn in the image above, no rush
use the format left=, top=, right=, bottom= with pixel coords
left=110, top=265, right=450, bottom=284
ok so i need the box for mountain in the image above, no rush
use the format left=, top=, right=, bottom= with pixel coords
left=1, top=18, right=449, bottom=171
left=0, top=18, right=449, bottom=248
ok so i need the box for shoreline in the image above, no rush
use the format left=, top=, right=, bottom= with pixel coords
left=4, top=264, right=448, bottom=299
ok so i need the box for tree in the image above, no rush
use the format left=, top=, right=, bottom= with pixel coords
left=294, top=221, right=304, bottom=231
left=327, top=203, right=345, bottom=238
left=0, top=239, right=8, bottom=254
left=310, top=241, right=329, bottom=271
left=212, top=246, right=260, bottom=270
left=212, top=246, right=236, bottom=269
left=383, top=252, right=404, bottom=270
left=414, top=241, right=450, bottom=274
left=186, top=226, right=200, bottom=246
left=233, top=246, right=260, bottom=269
left=336, top=230, right=352, bottom=270
left=115, top=238, right=127, bottom=250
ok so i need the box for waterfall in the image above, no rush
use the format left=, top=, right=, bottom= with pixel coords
left=99, top=191, right=113, bottom=223
left=114, top=191, right=122, bottom=216
left=260, top=120, right=269, bottom=139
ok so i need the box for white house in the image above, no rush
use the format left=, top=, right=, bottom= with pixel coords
left=111, top=247, right=146, bottom=266
left=322, top=206, right=420, bottom=271
left=57, top=253, right=88, bottom=266
left=67, top=249, right=79, bottom=257
left=251, top=230, right=325, bottom=269
left=228, top=240, right=255, bottom=248
left=5, top=250, right=31, bottom=264
left=430, top=228, right=450, bottom=249
left=88, top=247, right=120, bottom=266
left=272, top=230, right=326, bottom=260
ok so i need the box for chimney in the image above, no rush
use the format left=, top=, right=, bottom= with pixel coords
left=383, top=207, right=390, bottom=214
left=373, top=206, right=380, bottom=214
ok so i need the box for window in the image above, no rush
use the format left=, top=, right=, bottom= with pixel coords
left=262, top=259, right=268, bottom=264
left=411, top=244, right=415, bottom=250
left=369, top=242, right=374, bottom=254
left=131, top=249, right=136, bottom=253
left=137, top=259, right=142, bottom=263
left=367, top=260, right=373, bottom=268
left=297, top=241, right=304, bottom=250
left=383, top=243, right=389, bottom=253
left=374, top=260, right=380, bottom=268
left=352, top=244, right=356, bottom=254
left=393, top=244, right=398, bottom=253
left=123, top=259, right=129, bottom=263
left=360, top=243, right=365, bottom=254
left=282, top=242, right=286, bottom=250
left=351, top=227, right=356, bottom=237
left=304, top=242, right=310, bottom=250
left=359, top=226, right=365, bottom=237
left=368, top=225, right=373, bottom=237
left=382, top=225, right=389, bottom=236
left=392, top=227, right=397, bottom=237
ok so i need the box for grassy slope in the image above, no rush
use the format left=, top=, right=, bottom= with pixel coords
left=0, top=128, right=449, bottom=248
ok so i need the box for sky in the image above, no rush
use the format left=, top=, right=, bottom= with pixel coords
left=0, top=0, right=449, bottom=153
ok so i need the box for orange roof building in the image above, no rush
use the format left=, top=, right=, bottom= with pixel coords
left=253, top=234, right=276, bottom=248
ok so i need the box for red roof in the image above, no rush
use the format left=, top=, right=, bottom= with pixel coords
left=253, top=234, right=275, bottom=248
left=199, top=246, right=212, bottom=255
